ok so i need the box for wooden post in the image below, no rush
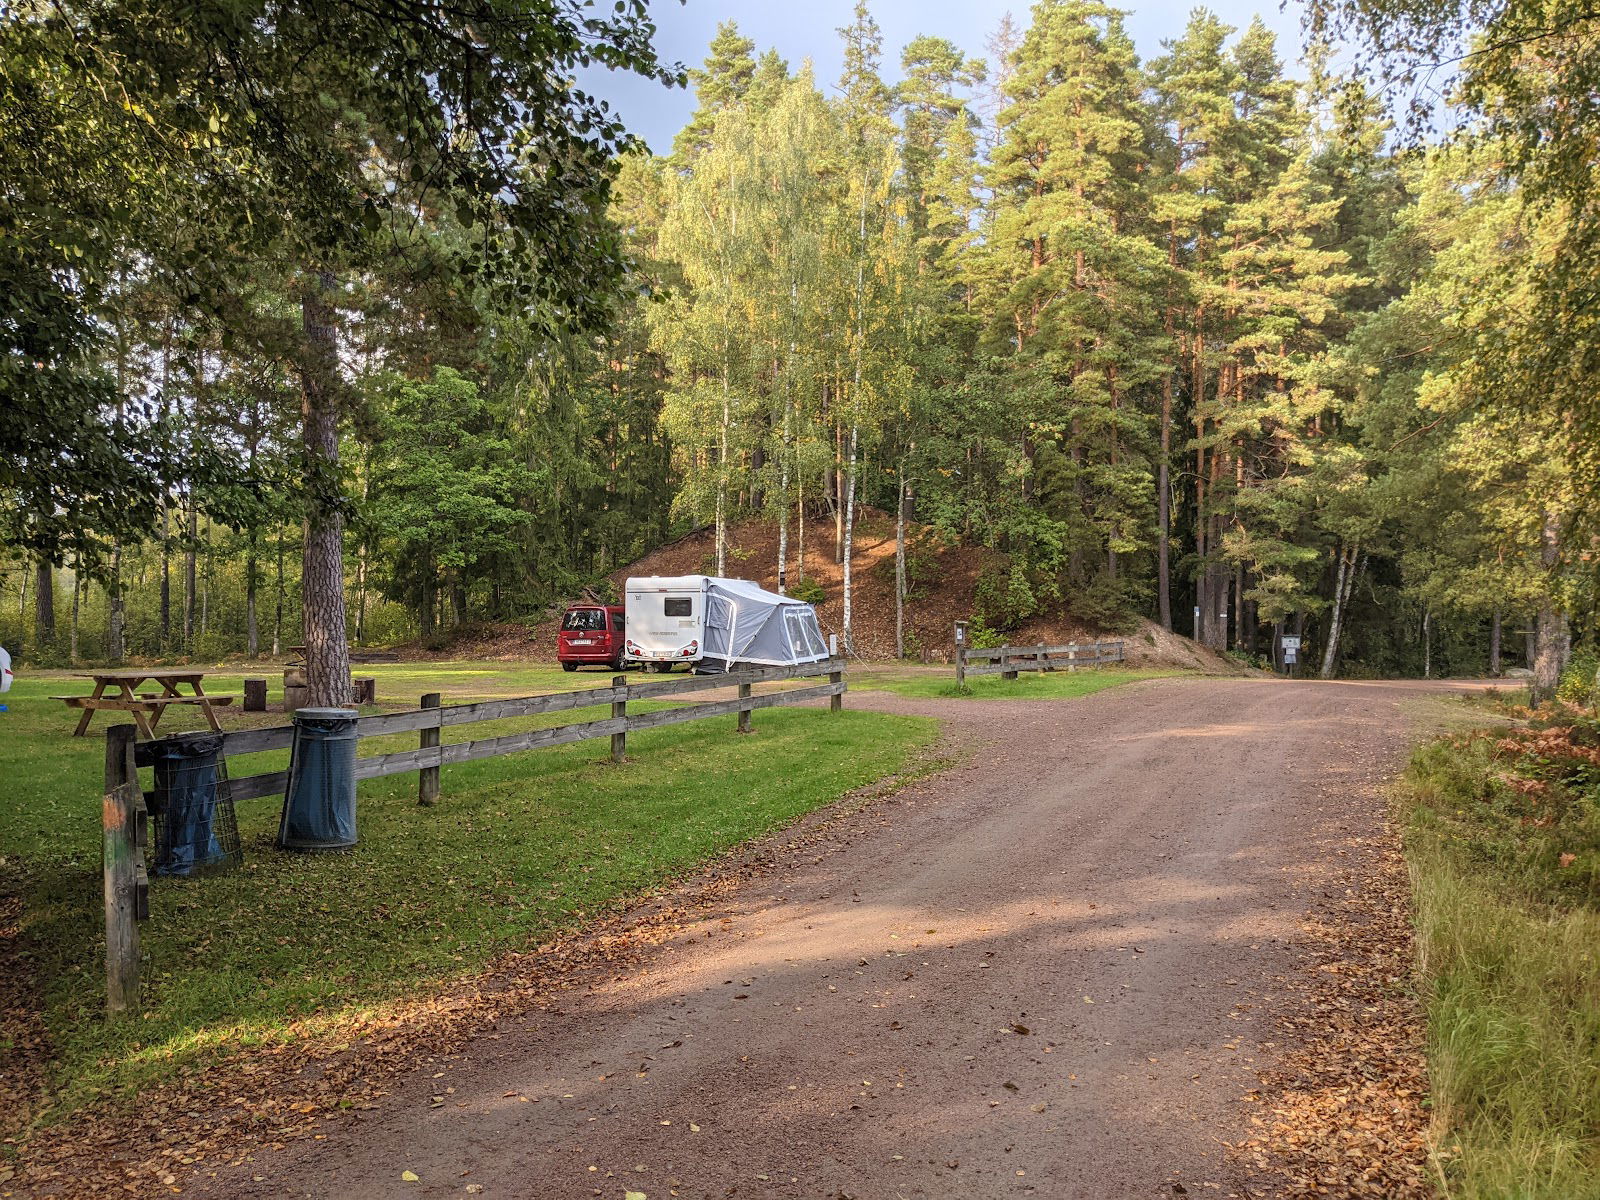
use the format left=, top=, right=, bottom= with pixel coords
left=418, top=692, right=441, bottom=806
left=103, top=724, right=139, bottom=1015
left=737, top=680, right=752, bottom=733
left=611, top=675, right=628, bottom=762
left=1001, top=646, right=1017, bottom=682
left=954, top=621, right=968, bottom=691
left=829, top=664, right=843, bottom=713
left=243, top=677, right=267, bottom=711
left=1037, top=642, right=1046, bottom=673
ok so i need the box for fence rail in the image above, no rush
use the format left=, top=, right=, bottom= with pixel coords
left=952, top=623, right=1124, bottom=689
left=130, top=658, right=847, bottom=803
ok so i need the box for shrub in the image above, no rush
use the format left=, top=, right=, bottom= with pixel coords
left=1557, top=647, right=1599, bottom=708
left=789, top=577, right=827, bottom=607
left=974, top=560, right=1036, bottom=630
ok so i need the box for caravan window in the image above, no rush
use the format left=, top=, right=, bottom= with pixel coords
left=664, top=597, right=693, bottom=617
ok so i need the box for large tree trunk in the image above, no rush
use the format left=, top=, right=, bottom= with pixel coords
left=34, top=557, right=55, bottom=649
left=1530, top=604, right=1570, bottom=700
left=1157, top=374, right=1173, bottom=632
left=299, top=272, right=351, bottom=708
left=1531, top=509, right=1570, bottom=704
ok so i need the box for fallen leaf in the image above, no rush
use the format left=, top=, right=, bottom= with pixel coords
left=402, top=1170, right=420, bottom=1182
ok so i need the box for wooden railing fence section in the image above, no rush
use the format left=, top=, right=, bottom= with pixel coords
left=952, top=622, right=1124, bottom=689
left=103, top=659, right=847, bottom=1013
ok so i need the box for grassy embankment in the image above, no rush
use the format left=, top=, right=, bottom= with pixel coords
left=1399, top=698, right=1600, bottom=1197
left=0, top=662, right=935, bottom=1126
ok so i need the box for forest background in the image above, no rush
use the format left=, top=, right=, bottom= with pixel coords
left=3, top=0, right=1595, bottom=699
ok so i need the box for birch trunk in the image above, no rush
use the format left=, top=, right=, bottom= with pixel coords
left=841, top=424, right=859, bottom=654
left=1488, top=609, right=1501, bottom=677
left=894, top=470, right=908, bottom=659
left=1319, top=543, right=1358, bottom=680
left=107, top=542, right=126, bottom=662
left=715, top=361, right=730, bottom=578
left=246, top=529, right=260, bottom=658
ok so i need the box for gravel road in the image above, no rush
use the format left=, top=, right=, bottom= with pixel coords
left=215, top=675, right=1478, bottom=1200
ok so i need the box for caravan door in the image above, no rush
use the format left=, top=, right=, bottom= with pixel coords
left=623, top=577, right=708, bottom=670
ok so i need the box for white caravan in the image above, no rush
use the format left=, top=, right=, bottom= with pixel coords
left=623, top=575, right=830, bottom=674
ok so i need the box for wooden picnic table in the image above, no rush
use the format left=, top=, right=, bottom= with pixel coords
left=53, top=669, right=234, bottom=739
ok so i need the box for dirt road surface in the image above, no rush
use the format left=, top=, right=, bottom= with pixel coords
left=208, top=676, right=1475, bottom=1200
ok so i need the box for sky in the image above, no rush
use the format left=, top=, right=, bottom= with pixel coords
left=582, top=0, right=1312, bottom=156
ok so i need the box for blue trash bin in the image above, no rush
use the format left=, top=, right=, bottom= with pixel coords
left=151, top=731, right=241, bottom=876
left=277, top=707, right=359, bottom=852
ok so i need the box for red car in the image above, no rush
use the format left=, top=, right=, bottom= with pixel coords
left=557, top=603, right=627, bottom=671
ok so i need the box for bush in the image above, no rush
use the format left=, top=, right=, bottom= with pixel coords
left=1556, top=647, right=1599, bottom=708
left=974, top=560, right=1036, bottom=630
left=789, top=577, right=827, bottom=607
left=1066, top=571, right=1141, bottom=634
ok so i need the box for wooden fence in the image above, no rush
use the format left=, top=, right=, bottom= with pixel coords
left=952, top=622, right=1123, bottom=689
left=101, top=659, right=846, bottom=1014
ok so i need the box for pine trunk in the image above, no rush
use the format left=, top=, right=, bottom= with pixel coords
left=1531, top=510, right=1569, bottom=704
left=272, top=527, right=285, bottom=657
left=34, top=557, right=55, bottom=649
left=299, top=272, right=352, bottom=709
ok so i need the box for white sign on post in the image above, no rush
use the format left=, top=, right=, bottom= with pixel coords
left=1283, top=647, right=1298, bottom=664
left=1281, top=634, right=1302, bottom=651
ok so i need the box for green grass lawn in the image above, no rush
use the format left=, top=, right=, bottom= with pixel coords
left=853, top=663, right=1177, bottom=700
left=0, top=663, right=935, bottom=1125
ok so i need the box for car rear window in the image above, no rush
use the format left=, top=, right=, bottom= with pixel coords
left=561, top=609, right=606, bottom=632
left=664, top=597, right=692, bottom=617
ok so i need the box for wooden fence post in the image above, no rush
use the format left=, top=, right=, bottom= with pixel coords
left=954, top=621, right=968, bottom=691
left=829, top=663, right=843, bottom=713
left=418, top=693, right=441, bottom=806
left=1001, top=646, right=1017, bottom=682
left=103, top=724, right=139, bottom=1016
left=737, top=680, right=752, bottom=733
left=612, top=675, right=628, bottom=762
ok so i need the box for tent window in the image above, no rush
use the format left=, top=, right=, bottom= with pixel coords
left=664, top=597, right=692, bottom=617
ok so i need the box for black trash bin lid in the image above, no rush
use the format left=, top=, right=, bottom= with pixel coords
left=151, top=731, right=224, bottom=761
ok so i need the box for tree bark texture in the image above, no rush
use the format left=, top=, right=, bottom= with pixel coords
left=299, top=272, right=352, bottom=709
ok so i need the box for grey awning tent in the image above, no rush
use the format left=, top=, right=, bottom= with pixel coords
left=700, top=577, right=829, bottom=673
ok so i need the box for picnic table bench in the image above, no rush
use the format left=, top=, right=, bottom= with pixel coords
left=53, top=670, right=234, bottom=739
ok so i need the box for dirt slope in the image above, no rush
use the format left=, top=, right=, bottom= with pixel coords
left=613, top=513, right=1243, bottom=672
left=198, top=675, right=1473, bottom=1200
